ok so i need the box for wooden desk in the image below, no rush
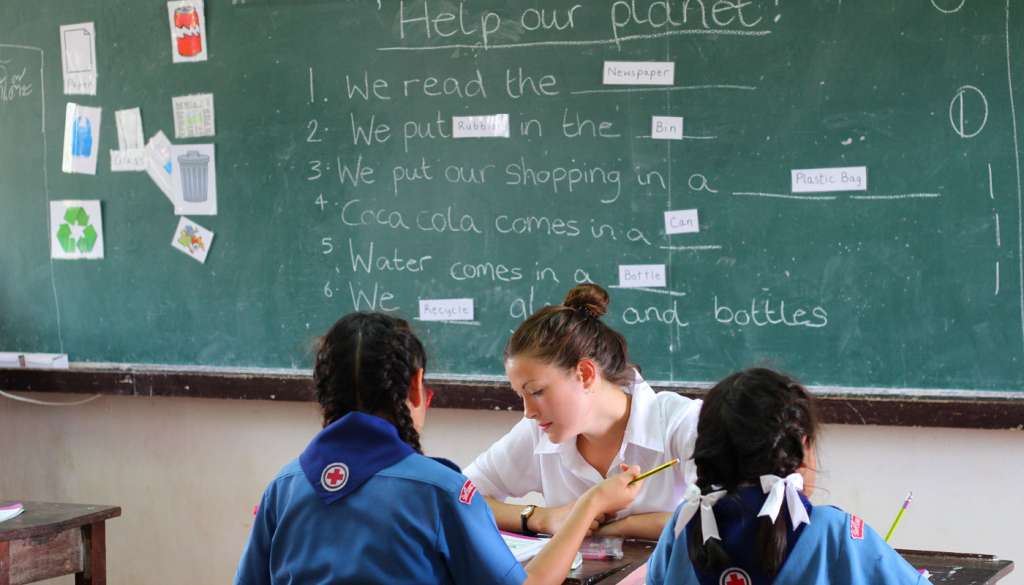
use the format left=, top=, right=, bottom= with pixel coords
left=586, top=541, right=1015, bottom=585
left=0, top=501, right=120, bottom=585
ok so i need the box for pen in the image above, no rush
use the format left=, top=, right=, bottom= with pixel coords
left=884, top=491, right=913, bottom=543
left=628, top=458, right=680, bottom=485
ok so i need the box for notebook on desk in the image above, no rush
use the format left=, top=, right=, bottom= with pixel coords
left=0, top=502, right=24, bottom=523
left=501, top=531, right=549, bottom=562
left=501, top=531, right=591, bottom=577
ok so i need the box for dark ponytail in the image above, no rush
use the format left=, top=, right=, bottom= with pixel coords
left=686, top=368, right=819, bottom=576
left=505, top=283, right=634, bottom=386
left=313, top=312, right=427, bottom=453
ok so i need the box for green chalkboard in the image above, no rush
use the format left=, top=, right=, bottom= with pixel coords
left=2, top=0, right=1024, bottom=394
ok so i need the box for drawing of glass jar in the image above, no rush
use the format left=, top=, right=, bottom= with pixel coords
left=174, top=5, right=203, bottom=57
left=71, top=116, right=92, bottom=158
left=178, top=150, right=210, bottom=203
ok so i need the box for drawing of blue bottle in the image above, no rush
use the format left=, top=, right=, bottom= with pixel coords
left=70, top=116, right=92, bottom=158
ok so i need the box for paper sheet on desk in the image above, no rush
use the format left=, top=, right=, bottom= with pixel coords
left=502, top=531, right=548, bottom=562
left=501, top=532, right=583, bottom=569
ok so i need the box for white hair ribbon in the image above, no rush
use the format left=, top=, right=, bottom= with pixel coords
left=758, top=473, right=810, bottom=529
left=674, top=484, right=728, bottom=542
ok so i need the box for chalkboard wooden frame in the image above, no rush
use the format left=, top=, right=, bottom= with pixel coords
left=2, top=366, right=1022, bottom=430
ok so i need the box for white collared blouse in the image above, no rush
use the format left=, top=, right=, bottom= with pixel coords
left=464, top=372, right=702, bottom=519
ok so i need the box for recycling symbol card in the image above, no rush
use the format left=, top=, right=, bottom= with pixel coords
left=50, top=200, right=104, bottom=260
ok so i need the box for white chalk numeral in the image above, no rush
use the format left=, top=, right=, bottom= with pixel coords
left=307, top=160, right=322, bottom=181
left=307, top=119, right=323, bottom=143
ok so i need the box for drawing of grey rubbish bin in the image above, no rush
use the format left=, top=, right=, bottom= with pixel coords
left=178, top=150, right=210, bottom=202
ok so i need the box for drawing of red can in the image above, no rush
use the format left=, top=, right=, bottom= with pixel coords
left=174, top=5, right=203, bottom=57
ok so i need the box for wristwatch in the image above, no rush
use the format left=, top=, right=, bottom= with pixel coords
left=520, top=504, right=538, bottom=536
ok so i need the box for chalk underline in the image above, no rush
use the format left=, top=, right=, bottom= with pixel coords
left=574, top=84, right=756, bottom=95
left=378, top=28, right=772, bottom=52
left=733, top=192, right=942, bottom=201
left=413, top=319, right=482, bottom=327
left=609, top=286, right=688, bottom=298
left=658, top=244, right=724, bottom=251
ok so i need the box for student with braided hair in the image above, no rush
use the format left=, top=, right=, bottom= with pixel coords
left=644, top=368, right=929, bottom=585
left=466, top=283, right=701, bottom=540
left=234, top=312, right=646, bottom=585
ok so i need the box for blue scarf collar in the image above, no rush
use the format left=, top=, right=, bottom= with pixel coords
left=691, top=486, right=813, bottom=585
left=298, top=412, right=415, bottom=505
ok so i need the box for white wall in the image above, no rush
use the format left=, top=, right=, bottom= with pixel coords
left=0, top=393, right=1020, bottom=584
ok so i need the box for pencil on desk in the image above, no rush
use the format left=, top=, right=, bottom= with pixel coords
left=628, top=458, right=679, bottom=485
left=884, top=491, right=913, bottom=543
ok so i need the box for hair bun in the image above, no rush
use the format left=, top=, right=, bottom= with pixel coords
left=563, top=284, right=610, bottom=319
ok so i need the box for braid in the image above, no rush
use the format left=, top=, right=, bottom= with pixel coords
left=313, top=312, right=427, bottom=452
left=364, top=333, right=424, bottom=453
left=314, top=330, right=360, bottom=426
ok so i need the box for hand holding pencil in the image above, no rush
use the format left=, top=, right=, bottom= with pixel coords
left=585, top=464, right=646, bottom=518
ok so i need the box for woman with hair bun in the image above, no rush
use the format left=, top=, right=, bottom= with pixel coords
left=465, top=284, right=702, bottom=539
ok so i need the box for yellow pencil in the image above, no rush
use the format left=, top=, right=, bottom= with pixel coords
left=628, top=458, right=680, bottom=485
left=884, top=491, right=913, bottom=543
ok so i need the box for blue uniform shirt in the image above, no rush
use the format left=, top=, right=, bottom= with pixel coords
left=234, top=412, right=527, bottom=585
left=647, top=488, right=930, bottom=585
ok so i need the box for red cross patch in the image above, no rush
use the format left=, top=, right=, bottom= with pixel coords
left=320, top=462, right=349, bottom=492
left=719, top=568, right=751, bottom=585
left=459, top=479, right=477, bottom=505
left=850, top=514, right=865, bottom=540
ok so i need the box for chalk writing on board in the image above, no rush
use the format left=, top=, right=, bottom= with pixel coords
left=507, top=68, right=559, bottom=98
left=305, top=0, right=934, bottom=346
left=949, top=85, right=989, bottom=139
left=930, top=0, right=966, bottom=14
left=988, top=163, right=1001, bottom=296
left=563, top=109, right=621, bottom=138
left=347, top=239, right=434, bottom=274
left=688, top=173, right=718, bottom=193
left=714, top=294, right=828, bottom=329
left=450, top=262, right=524, bottom=282
left=622, top=302, right=689, bottom=328
left=0, top=59, right=33, bottom=104
left=346, top=281, right=399, bottom=312
left=384, top=1, right=777, bottom=51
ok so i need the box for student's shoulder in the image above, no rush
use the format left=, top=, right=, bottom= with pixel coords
left=811, top=504, right=874, bottom=541
left=267, top=458, right=305, bottom=486
left=258, top=459, right=312, bottom=505
left=378, top=453, right=475, bottom=496
left=813, top=504, right=853, bottom=525
left=812, top=505, right=926, bottom=582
